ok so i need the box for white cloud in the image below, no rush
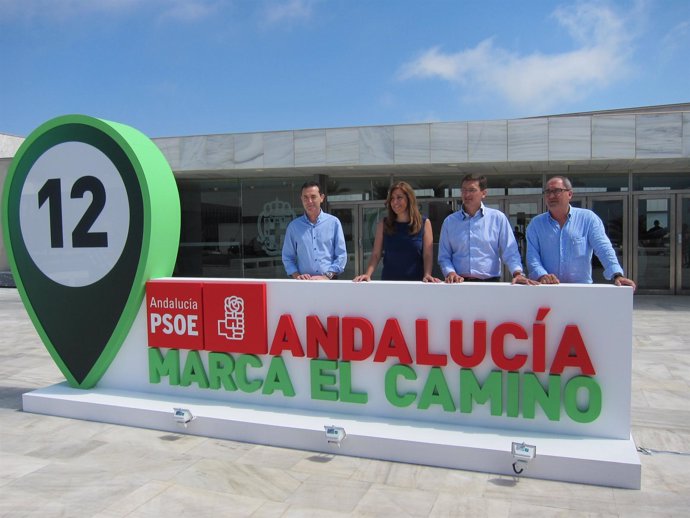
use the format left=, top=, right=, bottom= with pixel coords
left=398, top=2, right=642, bottom=113
left=261, top=0, right=315, bottom=26
left=158, top=1, right=219, bottom=22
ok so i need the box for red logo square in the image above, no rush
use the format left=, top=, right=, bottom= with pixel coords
left=202, top=282, right=267, bottom=354
left=146, top=280, right=204, bottom=350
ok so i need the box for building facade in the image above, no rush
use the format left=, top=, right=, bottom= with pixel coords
left=2, top=104, right=689, bottom=294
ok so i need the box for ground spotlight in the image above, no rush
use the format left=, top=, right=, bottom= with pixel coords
left=324, top=425, right=346, bottom=447
left=511, top=442, right=536, bottom=475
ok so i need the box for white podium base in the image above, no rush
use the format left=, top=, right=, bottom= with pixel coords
left=23, top=383, right=641, bottom=489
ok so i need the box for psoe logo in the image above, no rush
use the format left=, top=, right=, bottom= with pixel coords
left=146, top=281, right=267, bottom=353
left=218, top=296, right=246, bottom=340
left=203, top=282, right=267, bottom=354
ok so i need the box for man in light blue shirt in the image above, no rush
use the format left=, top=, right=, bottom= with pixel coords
left=438, top=174, right=534, bottom=284
left=282, top=181, right=347, bottom=280
left=527, top=176, right=636, bottom=289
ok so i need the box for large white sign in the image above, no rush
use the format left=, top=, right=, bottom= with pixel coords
left=25, top=279, right=639, bottom=488
left=102, top=280, right=633, bottom=440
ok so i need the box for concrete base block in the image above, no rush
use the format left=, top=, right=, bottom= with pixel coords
left=23, top=382, right=641, bottom=489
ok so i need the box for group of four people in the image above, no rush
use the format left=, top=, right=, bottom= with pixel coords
left=281, top=175, right=636, bottom=290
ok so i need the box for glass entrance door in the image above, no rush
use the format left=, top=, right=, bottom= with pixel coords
left=361, top=205, right=387, bottom=280
left=480, top=196, right=541, bottom=279
left=677, top=195, right=690, bottom=294
left=590, top=197, right=627, bottom=284
left=633, top=195, right=674, bottom=293
left=420, top=199, right=454, bottom=279
left=506, top=198, right=542, bottom=276
left=331, top=199, right=455, bottom=279
left=330, top=201, right=387, bottom=279
left=329, top=205, right=356, bottom=280
left=571, top=195, right=628, bottom=284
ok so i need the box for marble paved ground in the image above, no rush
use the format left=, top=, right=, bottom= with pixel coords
left=1, top=288, right=689, bottom=517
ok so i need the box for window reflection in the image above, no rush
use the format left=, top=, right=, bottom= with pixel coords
left=634, top=173, right=690, bottom=191
left=173, top=171, right=689, bottom=292
left=637, top=198, right=671, bottom=290
left=326, top=177, right=390, bottom=201
left=175, top=178, right=309, bottom=279
left=569, top=174, right=629, bottom=193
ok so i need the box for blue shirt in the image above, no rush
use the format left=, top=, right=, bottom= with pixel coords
left=438, top=204, right=523, bottom=279
left=526, top=206, right=624, bottom=283
left=282, top=211, right=347, bottom=277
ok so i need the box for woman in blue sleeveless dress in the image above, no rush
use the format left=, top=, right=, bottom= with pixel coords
left=354, top=181, right=440, bottom=282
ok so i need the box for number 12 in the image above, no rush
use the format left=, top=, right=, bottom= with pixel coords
left=37, top=176, right=109, bottom=248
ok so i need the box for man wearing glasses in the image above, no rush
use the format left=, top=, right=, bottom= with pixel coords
left=438, top=174, right=535, bottom=284
left=526, top=176, right=636, bottom=290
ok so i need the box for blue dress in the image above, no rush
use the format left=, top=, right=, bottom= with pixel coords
left=382, top=217, right=426, bottom=281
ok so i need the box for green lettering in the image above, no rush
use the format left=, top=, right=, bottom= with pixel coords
left=384, top=364, right=417, bottom=407
left=262, top=356, right=295, bottom=397
left=506, top=370, right=520, bottom=418
left=419, top=367, right=455, bottom=412
left=236, top=354, right=262, bottom=393
left=522, top=373, right=560, bottom=420
left=339, top=361, right=367, bottom=404
left=460, top=369, right=502, bottom=415
left=564, top=376, right=602, bottom=423
left=310, top=359, right=339, bottom=401
left=208, top=352, right=236, bottom=391
left=180, top=350, right=209, bottom=388
left=148, top=347, right=180, bottom=385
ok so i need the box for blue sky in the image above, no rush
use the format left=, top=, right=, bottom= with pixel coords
left=1, top=0, right=688, bottom=138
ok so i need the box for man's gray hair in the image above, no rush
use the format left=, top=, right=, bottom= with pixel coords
left=548, top=176, right=572, bottom=190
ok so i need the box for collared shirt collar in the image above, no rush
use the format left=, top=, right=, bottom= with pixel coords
left=547, top=205, right=572, bottom=226
left=460, top=202, right=485, bottom=220
left=304, top=209, right=323, bottom=225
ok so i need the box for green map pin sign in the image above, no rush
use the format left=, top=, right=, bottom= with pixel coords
left=2, top=115, right=180, bottom=388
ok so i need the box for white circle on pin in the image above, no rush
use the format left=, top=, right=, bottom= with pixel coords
left=19, top=142, right=130, bottom=287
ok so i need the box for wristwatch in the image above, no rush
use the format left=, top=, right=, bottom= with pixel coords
left=612, top=273, right=623, bottom=281
left=325, top=272, right=335, bottom=280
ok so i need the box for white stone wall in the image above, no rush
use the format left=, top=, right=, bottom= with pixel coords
left=0, top=134, right=24, bottom=159
left=152, top=112, right=690, bottom=176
